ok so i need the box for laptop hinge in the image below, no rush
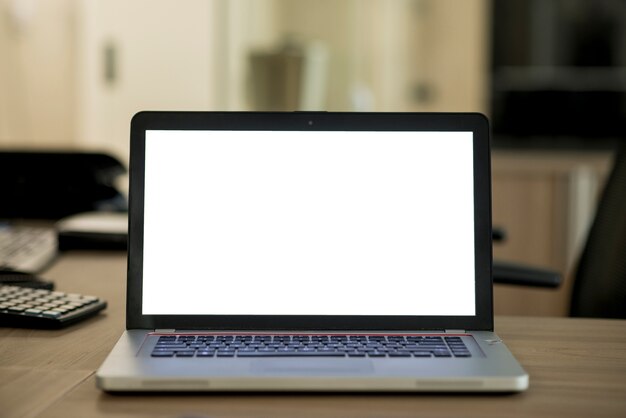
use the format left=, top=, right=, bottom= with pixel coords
left=154, top=329, right=176, bottom=333
left=445, top=329, right=466, bottom=334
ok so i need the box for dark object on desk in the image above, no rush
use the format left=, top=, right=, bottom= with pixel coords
left=0, top=271, right=54, bottom=290
left=58, top=231, right=127, bottom=251
left=0, top=151, right=127, bottom=220
left=493, top=147, right=626, bottom=319
left=0, top=284, right=106, bottom=328
left=57, top=212, right=128, bottom=251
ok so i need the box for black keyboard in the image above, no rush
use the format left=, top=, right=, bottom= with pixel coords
left=151, top=334, right=471, bottom=358
left=0, top=285, right=107, bottom=328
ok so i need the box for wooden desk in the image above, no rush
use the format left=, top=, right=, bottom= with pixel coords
left=1, top=252, right=625, bottom=417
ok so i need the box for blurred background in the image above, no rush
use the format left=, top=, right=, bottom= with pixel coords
left=0, top=0, right=624, bottom=317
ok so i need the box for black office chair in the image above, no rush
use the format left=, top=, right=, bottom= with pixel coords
left=0, top=151, right=127, bottom=219
left=569, top=146, right=626, bottom=318
left=493, top=146, right=626, bottom=319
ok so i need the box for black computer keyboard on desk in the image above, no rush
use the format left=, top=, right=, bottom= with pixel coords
left=151, top=334, right=471, bottom=358
left=0, top=285, right=107, bottom=328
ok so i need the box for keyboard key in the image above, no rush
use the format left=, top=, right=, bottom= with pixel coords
left=236, top=351, right=346, bottom=358
left=25, top=308, right=43, bottom=315
left=158, top=336, right=176, bottom=341
left=175, top=350, right=196, bottom=357
left=389, top=352, right=411, bottom=357
left=151, top=351, right=175, bottom=357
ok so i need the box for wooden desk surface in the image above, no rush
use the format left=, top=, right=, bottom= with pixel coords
left=1, top=252, right=625, bottom=418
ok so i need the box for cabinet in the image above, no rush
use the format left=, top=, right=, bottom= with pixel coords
left=491, top=150, right=613, bottom=316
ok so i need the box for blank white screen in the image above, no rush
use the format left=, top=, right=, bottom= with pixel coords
left=142, top=130, right=475, bottom=316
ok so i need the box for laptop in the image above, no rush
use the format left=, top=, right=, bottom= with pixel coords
left=96, top=111, right=528, bottom=392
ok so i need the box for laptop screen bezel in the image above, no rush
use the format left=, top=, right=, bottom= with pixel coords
left=126, top=111, right=493, bottom=331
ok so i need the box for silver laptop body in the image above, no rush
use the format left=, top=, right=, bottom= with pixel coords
left=97, top=112, right=528, bottom=392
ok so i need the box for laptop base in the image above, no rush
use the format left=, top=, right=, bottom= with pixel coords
left=97, top=330, right=528, bottom=392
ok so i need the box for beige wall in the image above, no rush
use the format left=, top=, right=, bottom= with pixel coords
left=0, top=0, right=488, bottom=153
left=275, top=0, right=419, bottom=111
left=0, top=0, right=279, bottom=158
left=407, top=0, right=489, bottom=113
left=76, top=0, right=218, bottom=161
left=275, top=0, right=360, bottom=110
left=0, top=0, right=76, bottom=148
left=274, top=0, right=488, bottom=112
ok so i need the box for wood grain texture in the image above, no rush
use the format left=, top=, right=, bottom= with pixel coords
left=0, top=368, right=91, bottom=418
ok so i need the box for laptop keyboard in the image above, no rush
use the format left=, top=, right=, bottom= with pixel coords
left=150, top=335, right=471, bottom=358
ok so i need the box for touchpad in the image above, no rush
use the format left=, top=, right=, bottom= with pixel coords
left=251, top=359, right=374, bottom=375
